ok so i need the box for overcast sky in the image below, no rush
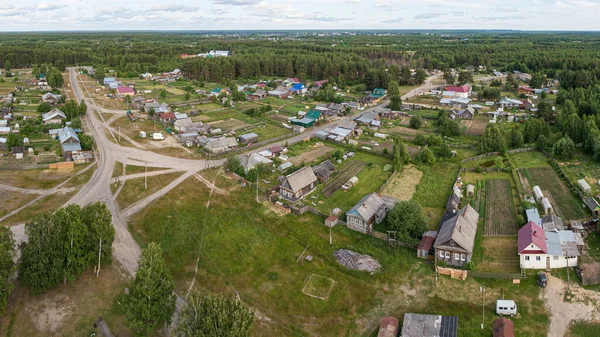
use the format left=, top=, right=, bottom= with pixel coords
left=0, top=0, right=599, bottom=31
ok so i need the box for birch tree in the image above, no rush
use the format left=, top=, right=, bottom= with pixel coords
left=0, top=227, right=15, bottom=315
left=82, top=202, right=114, bottom=277
left=55, top=204, right=88, bottom=284
left=125, top=243, right=176, bottom=336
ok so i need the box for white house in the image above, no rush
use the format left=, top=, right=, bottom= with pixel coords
left=518, top=221, right=581, bottom=270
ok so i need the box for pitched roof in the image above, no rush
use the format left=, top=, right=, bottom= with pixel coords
left=518, top=221, right=547, bottom=254
left=446, top=84, right=470, bottom=93
left=240, top=153, right=273, bottom=171
left=58, top=126, right=80, bottom=144
left=434, top=204, right=479, bottom=253
left=346, top=193, right=395, bottom=222
left=42, top=108, right=66, bottom=122
left=542, top=214, right=564, bottom=232
left=117, top=86, right=135, bottom=94
left=281, top=166, right=317, bottom=193
left=401, top=313, right=458, bottom=337
left=493, top=318, right=515, bottom=337
left=306, top=109, right=322, bottom=120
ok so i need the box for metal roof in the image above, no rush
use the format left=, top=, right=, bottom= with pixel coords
left=401, top=313, right=458, bottom=337
left=434, top=205, right=479, bottom=254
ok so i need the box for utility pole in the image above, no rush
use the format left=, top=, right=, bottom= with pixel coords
left=480, top=285, right=485, bottom=330
left=144, top=162, right=147, bottom=190
left=118, top=125, right=121, bottom=143
left=329, top=222, right=332, bottom=245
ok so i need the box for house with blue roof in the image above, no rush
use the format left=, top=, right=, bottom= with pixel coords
left=289, top=83, right=307, bottom=95
left=104, top=77, right=116, bottom=85
left=58, top=126, right=82, bottom=159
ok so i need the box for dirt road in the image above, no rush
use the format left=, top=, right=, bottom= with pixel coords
left=544, top=275, right=600, bottom=337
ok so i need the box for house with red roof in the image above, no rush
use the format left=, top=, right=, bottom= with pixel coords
left=159, top=112, right=176, bottom=124
left=445, top=84, right=471, bottom=98
left=116, top=86, right=135, bottom=98
left=517, top=86, right=534, bottom=95
left=518, top=221, right=581, bottom=269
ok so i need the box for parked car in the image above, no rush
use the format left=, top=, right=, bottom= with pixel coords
left=537, top=272, right=548, bottom=287
left=496, top=300, right=517, bottom=317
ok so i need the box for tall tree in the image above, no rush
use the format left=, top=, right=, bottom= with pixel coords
left=388, top=95, right=402, bottom=110
left=82, top=202, right=115, bottom=277
left=0, top=227, right=15, bottom=315
left=553, top=136, right=575, bottom=159
left=175, top=290, right=254, bottom=337
left=393, top=137, right=410, bottom=171
left=125, top=243, right=176, bottom=336
left=481, top=124, right=507, bottom=153
left=19, top=213, right=63, bottom=294
left=79, top=100, right=87, bottom=115
left=55, top=204, right=88, bottom=284
left=387, top=80, right=400, bottom=96
left=4, top=60, right=10, bottom=73
left=385, top=200, right=428, bottom=243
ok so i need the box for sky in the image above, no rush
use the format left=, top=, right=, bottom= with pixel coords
left=0, top=0, right=599, bottom=31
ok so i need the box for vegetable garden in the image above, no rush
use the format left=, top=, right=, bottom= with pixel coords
left=484, top=179, right=518, bottom=236
left=525, top=167, right=587, bottom=221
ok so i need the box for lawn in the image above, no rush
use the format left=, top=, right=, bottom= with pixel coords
left=567, top=321, right=600, bottom=337
left=413, top=160, right=461, bottom=209
left=250, top=123, right=292, bottom=141
left=313, top=151, right=392, bottom=215
left=128, top=171, right=550, bottom=337
left=115, top=171, right=185, bottom=210
left=510, top=150, right=549, bottom=169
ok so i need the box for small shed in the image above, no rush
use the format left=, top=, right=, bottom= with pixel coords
left=466, top=184, right=475, bottom=197
left=533, top=186, right=544, bottom=202
left=541, top=197, right=553, bottom=215
left=325, top=216, right=338, bottom=228
left=277, top=162, right=293, bottom=172
left=578, top=179, right=591, bottom=194
left=139, top=131, right=147, bottom=138
left=417, top=231, right=438, bottom=259
left=315, top=130, right=329, bottom=140
left=238, top=132, right=258, bottom=144
left=493, top=318, right=515, bottom=337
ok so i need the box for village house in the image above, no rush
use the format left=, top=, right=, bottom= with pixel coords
left=116, top=86, right=135, bottom=98
left=238, top=132, right=259, bottom=144
left=313, top=80, right=328, bottom=89
left=145, top=101, right=169, bottom=114
left=290, top=110, right=322, bottom=128
left=58, top=126, right=82, bottom=160
left=499, top=97, right=523, bottom=109
left=289, top=83, right=307, bottom=95
left=355, top=111, right=379, bottom=126
left=239, top=153, right=273, bottom=173
left=440, top=97, right=472, bottom=108
left=174, top=118, right=193, bottom=132
left=268, top=86, right=289, bottom=98
left=517, top=86, right=534, bottom=95
left=346, top=193, right=396, bottom=234
left=42, top=108, right=67, bottom=125
left=449, top=106, right=475, bottom=120
left=362, top=88, right=387, bottom=106
left=247, top=89, right=267, bottom=100
left=312, top=159, right=336, bottom=183
left=278, top=166, right=318, bottom=202
left=434, top=204, right=479, bottom=267
left=200, top=137, right=238, bottom=153
left=518, top=221, right=582, bottom=270
left=158, top=112, right=176, bottom=124
left=41, top=92, right=61, bottom=105
left=445, top=84, right=471, bottom=98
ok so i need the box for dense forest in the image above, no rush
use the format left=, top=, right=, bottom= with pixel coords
left=1, top=32, right=599, bottom=87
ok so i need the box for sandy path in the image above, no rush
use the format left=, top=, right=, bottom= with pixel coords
left=543, top=275, right=600, bottom=337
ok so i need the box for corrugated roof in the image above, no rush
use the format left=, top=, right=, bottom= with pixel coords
left=346, top=193, right=392, bottom=223
left=545, top=231, right=563, bottom=256
left=525, top=208, right=542, bottom=226
left=518, top=221, right=547, bottom=254
left=401, top=313, right=458, bottom=337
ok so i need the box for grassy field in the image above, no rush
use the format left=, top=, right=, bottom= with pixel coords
left=128, top=171, right=550, bottom=337
left=380, top=165, right=423, bottom=201
left=314, top=157, right=392, bottom=214
left=559, top=151, right=600, bottom=196
left=510, top=150, right=549, bottom=169
left=248, top=123, right=292, bottom=141
left=476, top=237, right=520, bottom=273
left=115, top=171, right=185, bottom=210
left=567, top=321, right=600, bottom=337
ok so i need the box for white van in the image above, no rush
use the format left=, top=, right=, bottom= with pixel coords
left=496, top=300, right=517, bottom=317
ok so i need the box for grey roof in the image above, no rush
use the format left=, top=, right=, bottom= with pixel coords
left=338, top=121, right=357, bottom=130
left=401, top=313, right=458, bottom=337
left=204, top=137, right=237, bottom=150
left=240, top=153, right=273, bottom=172
left=62, top=142, right=82, bottom=152
left=58, top=127, right=80, bottom=144
left=312, top=160, right=336, bottom=180
left=434, top=204, right=479, bottom=254
left=253, top=89, right=266, bottom=96
left=585, top=197, right=600, bottom=211
left=346, top=193, right=395, bottom=222
left=42, top=108, right=66, bottom=122
left=174, top=118, right=193, bottom=128
left=281, top=166, right=317, bottom=193
left=526, top=208, right=542, bottom=226
left=239, top=133, right=259, bottom=141
left=542, top=214, right=564, bottom=232
left=545, top=231, right=563, bottom=256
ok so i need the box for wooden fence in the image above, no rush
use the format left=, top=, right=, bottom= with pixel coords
left=437, top=266, right=468, bottom=280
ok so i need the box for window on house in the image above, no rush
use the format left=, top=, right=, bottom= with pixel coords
left=454, top=253, right=459, bottom=260
left=461, top=254, right=466, bottom=261
left=525, top=256, right=530, bottom=261
left=445, top=252, right=450, bottom=259
left=536, top=256, right=541, bottom=261
left=553, top=256, right=559, bottom=260
left=439, top=251, right=444, bottom=258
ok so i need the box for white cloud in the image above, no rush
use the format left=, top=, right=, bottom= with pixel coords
left=554, top=1, right=571, bottom=7
left=212, top=0, right=262, bottom=5
left=345, top=0, right=361, bottom=3
left=374, top=1, right=394, bottom=8
left=414, top=12, right=443, bottom=19
left=34, top=3, right=67, bottom=11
